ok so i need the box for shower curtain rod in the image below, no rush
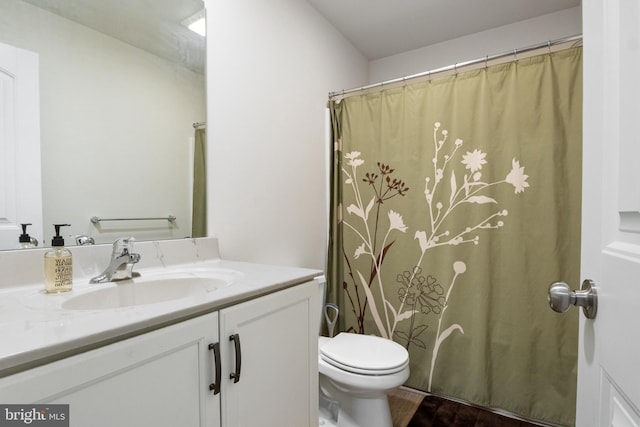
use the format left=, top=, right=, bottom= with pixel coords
left=329, top=34, right=582, bottom=100
left=193, top=121, right=206, bottom=129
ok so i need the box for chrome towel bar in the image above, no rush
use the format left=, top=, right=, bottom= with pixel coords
left=90, top=215, right=176, bottom=224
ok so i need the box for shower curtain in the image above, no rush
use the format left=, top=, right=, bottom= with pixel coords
left=328, top=47, right=582, bottom=426
left=192, top=127, right=207, bottom=238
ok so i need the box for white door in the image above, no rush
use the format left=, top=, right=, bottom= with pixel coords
left=576, top=0, right=640, bottom=425
left=0, top=42, right=42, bottom=250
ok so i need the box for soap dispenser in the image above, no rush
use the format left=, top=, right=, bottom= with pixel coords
left=18, top=223, right=36, bottom=249
left=44, top=224, right=73, bottom=293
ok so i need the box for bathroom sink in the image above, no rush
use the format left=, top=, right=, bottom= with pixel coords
left=61, top=271, right=237, bottom=310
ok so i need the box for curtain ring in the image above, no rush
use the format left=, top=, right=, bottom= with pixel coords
left=428, top=71, right=431, bottom=83
left=513, top=49, right=518, bottom=62
left=484, top=55, right=488, bottom=69
left=547, top=40, right=552, bottom=54
left=454, top=63, right=458, bottom=76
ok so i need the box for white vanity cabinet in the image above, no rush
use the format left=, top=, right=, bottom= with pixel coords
left=0, top=312, right=221, bottom=427
left=219, top=280, right=318, bottom=427
left=0, top=280, right=318, bottom=427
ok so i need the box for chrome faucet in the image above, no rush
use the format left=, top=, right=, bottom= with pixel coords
left=90, top=237, right=141, bottom=284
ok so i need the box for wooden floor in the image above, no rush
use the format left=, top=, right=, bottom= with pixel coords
left=388, top=387, right=550, bottom=427
left=388, top=387, right=426, bottom=427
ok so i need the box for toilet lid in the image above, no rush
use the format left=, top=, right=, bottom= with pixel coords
left=320, top=333, right=408, bottom=375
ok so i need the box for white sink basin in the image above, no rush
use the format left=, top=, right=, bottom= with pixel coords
left=61, top=270, right=237, bottom=310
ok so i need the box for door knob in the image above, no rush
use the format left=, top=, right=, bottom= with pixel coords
left=548, top=279, right=597, bottom=319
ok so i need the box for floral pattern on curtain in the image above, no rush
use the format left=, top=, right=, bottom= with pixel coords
left=328, top=47, right=582, bottom=426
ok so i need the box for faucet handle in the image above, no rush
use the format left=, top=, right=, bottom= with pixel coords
left=73, top=234, right=95, bottom=246
left=112, top=237, right=135, bottom=256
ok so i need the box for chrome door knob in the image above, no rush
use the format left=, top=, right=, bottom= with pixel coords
left=548, top=279, right=597, bottom=319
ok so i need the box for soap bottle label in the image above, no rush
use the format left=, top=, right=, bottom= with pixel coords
left=44, top=256, right=73, bottom=292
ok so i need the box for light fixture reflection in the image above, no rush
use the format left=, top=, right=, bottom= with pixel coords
left=183, top=10, right=206, bottom=37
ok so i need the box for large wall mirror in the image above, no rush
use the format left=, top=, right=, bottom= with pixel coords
left=0, top=0, right=206, bottom=250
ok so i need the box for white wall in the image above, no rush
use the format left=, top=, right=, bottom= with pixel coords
left=369, top=6, right=582, bottom=83
left=203, top=2, right=582, bottom=270
left=0, top=1, right=205, bottom=246
left=205, top=0, right=369, bottom=269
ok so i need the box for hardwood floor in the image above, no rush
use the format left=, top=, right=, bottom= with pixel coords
left=388, top=386, right=426, bottom=427
left=388, top=388, right=550, bottom=427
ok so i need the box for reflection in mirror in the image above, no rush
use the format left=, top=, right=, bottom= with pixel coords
left=0, top=0, right=206, bottom=250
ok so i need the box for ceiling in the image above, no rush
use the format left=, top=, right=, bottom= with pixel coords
left=21, top=0, right=581, bottom=71
left=21, top=0, right=206, bottom=73
left=307, top=0, right=581, bottom=60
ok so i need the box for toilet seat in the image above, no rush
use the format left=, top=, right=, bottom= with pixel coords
left=320, top=333, right=409, bottom=375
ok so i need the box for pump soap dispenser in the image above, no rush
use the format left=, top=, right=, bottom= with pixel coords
left=44, top=224, right=73, bottom=293
left=18, top=223, right=37, bottom=249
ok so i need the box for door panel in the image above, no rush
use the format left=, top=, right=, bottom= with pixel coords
left=0, top=42, right=42, bottom=249
left=0, top=312, right=220, bottom=427
left=579, top=0, right=640, bottom=425
left=600, top=373, right=640, bottom=427
left=219, top=282, right=318, bottom=427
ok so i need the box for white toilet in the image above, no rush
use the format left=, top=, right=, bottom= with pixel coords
left=316, top=280, right=410, bottom=427
left=318, top=333, right=410, bottom=427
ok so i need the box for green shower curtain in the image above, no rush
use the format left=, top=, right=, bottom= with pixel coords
left=192, top=127, right=207, bottom=238
left=328, top=47, right=582, bottom=426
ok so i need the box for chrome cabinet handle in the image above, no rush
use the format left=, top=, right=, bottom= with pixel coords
left=548, top=279, right=597, bottom=319
left=229, top=334, right=241, bottom=383
left=208, top=342, right=221, bottom=395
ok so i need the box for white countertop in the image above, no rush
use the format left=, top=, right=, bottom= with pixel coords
left=0, top=238, right=321, bottom=377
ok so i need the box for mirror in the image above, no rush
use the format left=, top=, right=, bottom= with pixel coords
left=0, top=0, right=206, bottom=249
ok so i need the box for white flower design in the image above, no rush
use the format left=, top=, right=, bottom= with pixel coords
left=354, top=243, right=366, bottom=259
left=415, top=230, right=428, bottom=253
left=505, top=158, right=529, bottom=193
left=345, top=151, right=364, bottom=167
left=340, top=121, right=535, bottom=394
left=461, top=149, right=487, bottom=172
left=334, top=138, right=343, bottom=152
left=388, top=210, right=408, bottom=232
left=453, top=261, right=467, bottom=274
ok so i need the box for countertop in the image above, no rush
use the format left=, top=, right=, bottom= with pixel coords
left=0, top=257, right=321, bottom=378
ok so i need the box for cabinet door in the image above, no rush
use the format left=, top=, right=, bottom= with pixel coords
left=220, top=281, right=319, bottom=427
left=0, top=312, right=221, bottom=427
